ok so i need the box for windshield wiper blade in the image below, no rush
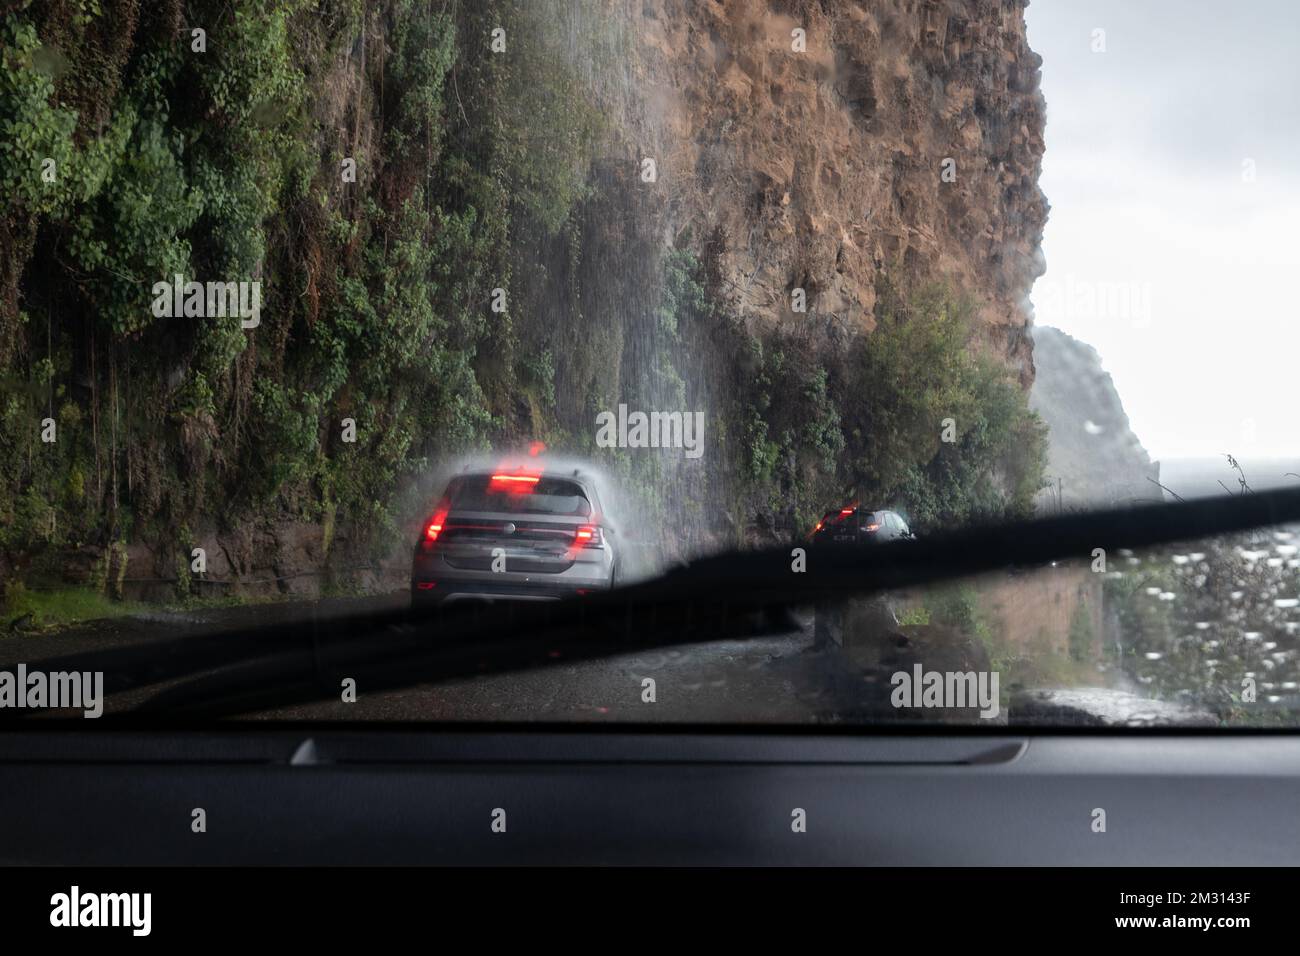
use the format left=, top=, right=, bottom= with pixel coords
left=11, top=487, right=1300, bottom=719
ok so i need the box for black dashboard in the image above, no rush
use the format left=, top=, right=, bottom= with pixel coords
left=2, top=727, right=1295, bottom=866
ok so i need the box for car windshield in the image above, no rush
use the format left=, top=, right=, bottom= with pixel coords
left=2, top=1, right=1298, bottom=729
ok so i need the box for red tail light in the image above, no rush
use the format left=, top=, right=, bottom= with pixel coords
left=864, top=522, right=880, bottom=532
left=573, top=525, right=603, bottom=547
left=424, top=508, right=448, bottom=543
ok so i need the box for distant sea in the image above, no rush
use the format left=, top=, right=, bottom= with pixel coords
left=1156, top=457, right=1300, bottom=501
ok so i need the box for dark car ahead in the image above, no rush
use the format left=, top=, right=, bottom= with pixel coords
left=411, top=467, right=619, bottom=607
left=809, top=505, right=913, bottom=544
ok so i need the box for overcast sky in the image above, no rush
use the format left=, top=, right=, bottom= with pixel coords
left=1025, top=0, right=1300, bottom=460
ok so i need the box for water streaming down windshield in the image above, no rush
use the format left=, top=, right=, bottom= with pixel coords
left=1, top=0, right=1298, bottom=729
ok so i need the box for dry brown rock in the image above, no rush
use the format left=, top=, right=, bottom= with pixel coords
left=630, top=0, right=1047, bottom=384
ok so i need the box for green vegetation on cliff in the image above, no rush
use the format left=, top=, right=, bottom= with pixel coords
left=724, top=275, right=1046, bottom=535
left=1, top=0, right=599, bottom=581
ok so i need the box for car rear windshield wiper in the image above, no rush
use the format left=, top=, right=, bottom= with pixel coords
left=10, top=487, right=1300, bottom=720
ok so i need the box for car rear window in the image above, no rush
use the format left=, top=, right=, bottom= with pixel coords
left=448, top=475, right=592, bottom=517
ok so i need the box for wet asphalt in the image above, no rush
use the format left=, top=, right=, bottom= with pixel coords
left=0, top=594, right=830, bottom=723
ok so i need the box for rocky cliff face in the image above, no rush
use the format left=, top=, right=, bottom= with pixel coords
left=1, top=0, right=1052, bottom=605
left=633, top=0, right=1047, bottom=383
left=1029, top=326, right=1161, bottom=509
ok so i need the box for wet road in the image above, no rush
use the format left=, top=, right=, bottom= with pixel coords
left=270, top=630, right=823, bottom=723
left=0, top=593, right=832, bottom=723
left=0, top=594, right=1216, bottom=725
